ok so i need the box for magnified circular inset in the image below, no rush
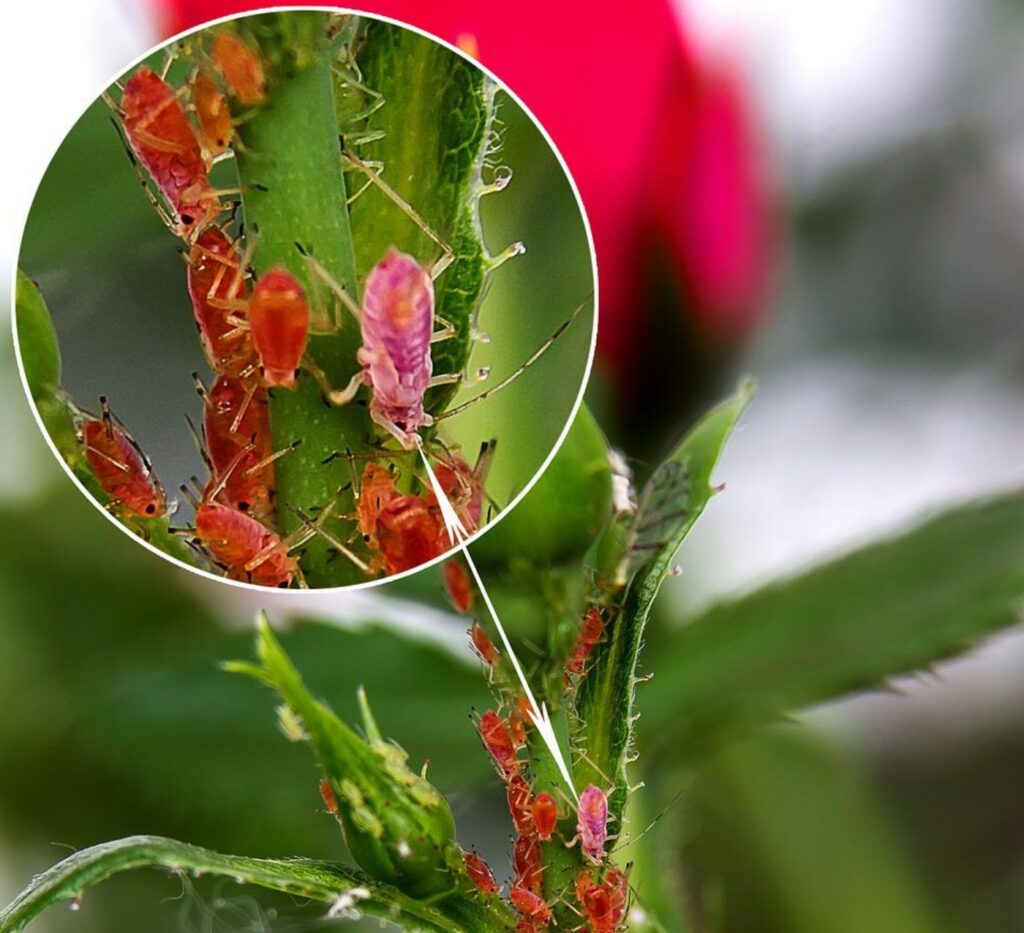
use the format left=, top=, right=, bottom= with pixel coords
left=14, top=9, right=596, bottom=590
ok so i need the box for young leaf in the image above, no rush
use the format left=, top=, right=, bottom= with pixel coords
left=0, top=835, right=463, bottom=933
left=642, top=489, right=1024, bottom=749
left=574, top=382, right=754, bottom=815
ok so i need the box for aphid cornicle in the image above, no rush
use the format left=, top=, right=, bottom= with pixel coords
left=80, top=403, right=166, bottom=519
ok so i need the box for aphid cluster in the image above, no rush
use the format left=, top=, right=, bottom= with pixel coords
left=83, top=18, right=579, bottom=587
left=443, top=576, right=629, bottom=930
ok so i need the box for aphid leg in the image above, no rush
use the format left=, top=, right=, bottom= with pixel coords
left=341, top=149, right=455, bottom=280
left=430, top=315, right=457, bottom=344
left=301, top=354, right=365, bottom=407
left=300, top=250, right=361, bottom=330
left=428, top=372, right=461, bottom=388
left=230, top=381, right=260, bottom=435
left=486, top=239, right=527, bottom=271
left=284, top=491, right=372, bottom=575
left=240, top=439, right=302, bottom=478
left=205, top=442, right=258, bottom=502
left=435, top=296, right=591, bottom=423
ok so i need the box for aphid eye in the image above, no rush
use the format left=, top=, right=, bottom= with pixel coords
left=180, top=213, right=195, bottom=225
left=239, top=501, right=250, bottom=512
left=145, top=503, right=156, bottom=514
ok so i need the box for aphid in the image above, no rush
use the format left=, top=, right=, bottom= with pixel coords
left=470, top=623, right=498, bottom=667
left=444, top=559, right=474, bottom=613
left=515, top=695, right=535, bottom=729
left=187, top=229, right=253, bottom=374
left=576, top=785, right=609, bottom=863
left=507, top=710, right=527, bottom=749
left=506, top=775, right=534, bottom=836
left=248, top=268, right=311, bottom=389
left=198, top=376, right=276, bottom=519
left=513, top=834, right=543, bottom=896
left=575, top=868, right=629, bottom=933
left=356, top=463, right=400, bottom=546
left=194, top=501, right=297, bottom=587
left=319, top=779, right=339, bottom=815
left=79, top=398, right=166, bottom=518
left=190, top=69, right=233, bottom=155
left=374, top=494, right=447, bottom=575
left=211, top=32, right=267, bottom=105
left=347, top=248, right=439, bottom=448
left=477, top=710, right=519, bottom=777
left=462, top=850, right=499, bottom=896
left=532, top=793, right=558, bottom=841
left=567, top=606, right=606, bottom=675
left=116, top=66, right=220, bottom=237
left=509, top=886, right=550, bottom=925
left=426, top=443, right=494, bottom=534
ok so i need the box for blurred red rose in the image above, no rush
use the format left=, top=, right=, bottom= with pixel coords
left=153, top=0, right=771, bottom=379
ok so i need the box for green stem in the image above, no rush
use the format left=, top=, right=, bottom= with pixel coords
left=234, top=22, right=369, bottom=587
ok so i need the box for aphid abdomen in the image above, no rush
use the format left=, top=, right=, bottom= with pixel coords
left=360, top=249, right=435, bottom=444
left=120, top=67, right=212, bottom=234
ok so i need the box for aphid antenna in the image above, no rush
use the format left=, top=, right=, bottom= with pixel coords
left=574, top=750, right=615, bottom=789
left=341, top=149, right=455, bottom=280
left=205, top=441, right=258, bottom=501
left=434, top=295, right=592, bottom=422
left=241, top=438, right=302, bottom=479
left=299, top=247, right=362, bottom=326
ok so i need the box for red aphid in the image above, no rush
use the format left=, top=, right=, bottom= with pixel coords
left=470, top=623, right=498, bottom=666
left=516, top=695, right=535, bottom=729
left=195, top=501, right=296, bottom=587
left=319, top=779, right=339, bottom=815
left=80, top=403, right=166, bottom=519
left=577, top=785, right=609, bottom=863
left=201, top=376, right=274, bottom=519
left=509, top=886, right=550, bottom=925
left=211, top=32, right=267, bottom=105
left=357, top=248, right=436, bottom=448
left=478, top=710, right=519, bottom=777
left=513, top=834, right=543, bottom=895
left=567, top=606, right=605, bottom=675
left=444, top=559, right=474, bottom=613
left=576, top=868, right=629, bottom=933
left=506, top=775, right=534, bottom=836
left=532, top=793, right=557, bottom=841
left=463, top=850, right=499, bottom=896
left=508, top=711, right=527, bottom=749
left=188, top=228, right=253, bottom=375
left=249, top=268, right=310, bottom=389
left=119, top=66, right=219, bottom=237
left=357, top=463, right=399, bottom=545
left=429, top=453, right=484, bottom=533
left=375, top=494, right=447, bottom=575
left=190, top=69, right=233, bottom=155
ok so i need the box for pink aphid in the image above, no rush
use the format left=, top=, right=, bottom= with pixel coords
left=577, top=784, right=609, bottom=863
left=357, top=248, right=436, bottom=448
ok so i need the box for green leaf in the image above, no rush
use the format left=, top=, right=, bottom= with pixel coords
left=0, top=835, right=463, bottom=933
left=348, top=19, right=492, bottom=412
left=14, top=269, right=61, bottom=402
left=575, top=382, right=754, bottom=815
left=472, top=405, right=613, bottom=568
left=643, top=490, right=1024, bottom=749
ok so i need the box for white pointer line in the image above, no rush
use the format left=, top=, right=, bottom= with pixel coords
left=417, top=444, right=579, bottom=803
